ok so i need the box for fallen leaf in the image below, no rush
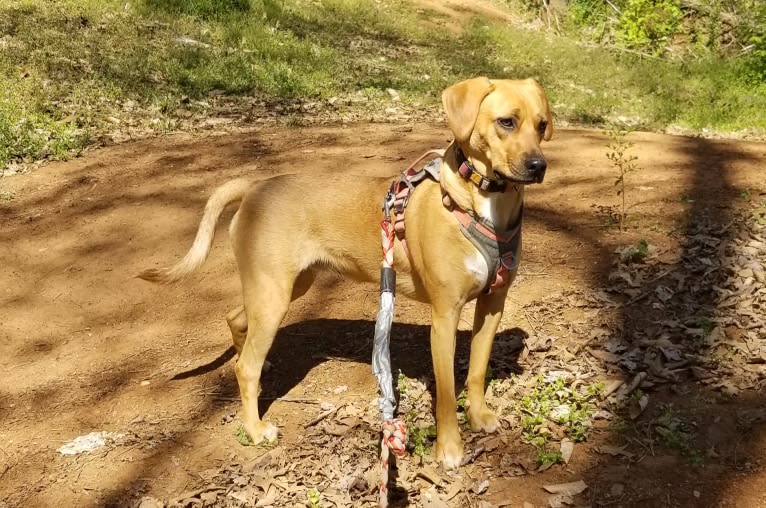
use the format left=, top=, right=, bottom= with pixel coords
left=543, top=480, right=588, bottom=496
left=560, top=438, right=574, bottom=464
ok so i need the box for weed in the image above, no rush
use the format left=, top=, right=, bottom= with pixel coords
left=622, top=239, right=649, bottom=263
left=406, top=416, right=436, bottom=458
left=605, top=127, right=641, bottom=231
left=234, top=424, right=253, bottom=446
left=456, top=389, right=467, bottom=411
left=753, top=200, right=766, bottom=225
left=652, top=404, right=703, bottom=463
left=537, top=449, right=564, bottom=466
left=306, top=488, right=322, bottom=508
left=739, top=188, right=751, bottom=200
left=518, top=375, right=601, bottom=465
left=0, top=189, right=15, bottom=201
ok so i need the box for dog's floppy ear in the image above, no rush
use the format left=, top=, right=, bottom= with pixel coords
left=542, top=94, right=554, bottom=141
left=525, top=78, right=554, bottom=141
left=442, top=77, right=495, bottom=143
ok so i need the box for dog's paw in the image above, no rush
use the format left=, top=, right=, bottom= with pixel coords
left=435, top=437, right=464, bottom=470
left=246, top=421, right=279, bottom=444
left=468, top=406, right=500, bottom=434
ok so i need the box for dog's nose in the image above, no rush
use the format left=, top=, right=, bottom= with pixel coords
left=524, top=157, right=547, bottom=175
left=524, top=157, right=548, bottom=182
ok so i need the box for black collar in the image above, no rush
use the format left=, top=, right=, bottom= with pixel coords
left=456, top=149, right=507, bottom=193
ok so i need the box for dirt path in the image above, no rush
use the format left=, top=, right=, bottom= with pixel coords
left=1, top=123, right=765, bottom=507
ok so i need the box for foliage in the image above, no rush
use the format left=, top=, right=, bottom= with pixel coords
left=306, top=488, right=322, bottom=508
left=519, top=375, right=602, bottom=464
left=234, top=424, right=254, bottom=446
left=1, top=0, right=766, bottom=170
left=407, top=422, right=436, bottom=458
left=615, top=0, right=683, bottom=55
left=622, top=239, right=649, bottom=263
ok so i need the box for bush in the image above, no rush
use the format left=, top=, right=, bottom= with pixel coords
left=615, top=0, right=683, bottom=55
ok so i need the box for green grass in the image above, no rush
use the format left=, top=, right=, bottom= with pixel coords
left=1, top=0, right=765, bottom=170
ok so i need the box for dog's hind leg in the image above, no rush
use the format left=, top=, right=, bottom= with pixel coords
left=226, top=271, right=314, bottom=357
left=234, top=267, right=298, bottom=445
left=226, top=306, right=247, bottom=356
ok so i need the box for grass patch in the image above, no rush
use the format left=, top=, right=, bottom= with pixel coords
left=1, top=0, right=765, bottom=170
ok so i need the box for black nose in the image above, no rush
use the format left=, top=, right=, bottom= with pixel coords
left=524, top=157, right=547, bottom=183
left=525, top=156, right=547, bottom=175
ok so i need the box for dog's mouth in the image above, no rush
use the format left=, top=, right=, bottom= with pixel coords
left=493, top=169, right=545, bottom=185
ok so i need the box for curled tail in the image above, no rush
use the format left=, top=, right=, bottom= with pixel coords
left=138, top=178, right=252, bottom=284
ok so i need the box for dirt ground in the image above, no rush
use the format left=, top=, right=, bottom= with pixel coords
left=1, top=122, right=766, bottom=508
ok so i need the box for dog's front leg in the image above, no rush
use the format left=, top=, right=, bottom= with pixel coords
left=466, top=289, right=508, bottom=433
left=430, top=303, right=464, bottom=469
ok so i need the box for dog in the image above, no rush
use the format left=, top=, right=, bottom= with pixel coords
left=140, top=77, right=553, bottom=469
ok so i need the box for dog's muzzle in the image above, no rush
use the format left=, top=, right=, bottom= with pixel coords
left=495, top=156, right=548, bottom=184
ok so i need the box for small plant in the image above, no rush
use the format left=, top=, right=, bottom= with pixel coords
left=456, top=389, right=468, bottom=411
left=0, top=190, right=15, bottom=201
left=653, top=405, right=703, bottom=463
left=407, top=422, right=436, bottom=458
left=518, top=375, right=602, bottom=465
left=754, top=200, right=766, bottom=226
left=605, top=128, right=641, bottom=231
left=739, top=188, right=751, bottom=200
left=235, top=424, right=254, bottom=446
left=622, top=239, right=649, bottom=263
left=396, top=370, right=408, bottom=395
left=537, top=449, right=564, bottom=466
left=307, top=487, right=322, bottom=508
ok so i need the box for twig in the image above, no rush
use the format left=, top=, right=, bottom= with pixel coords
left=265, top=396, right=321, bottom=404
left=304, top=403, right=344, bottom=428
left=523, top=309, right=539, bottom=336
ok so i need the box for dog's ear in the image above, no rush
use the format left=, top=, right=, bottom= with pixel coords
left=525, top=78, right=554, bottom=141
left=542, top=95, right=554, bottom=141
left=442, top=77, right=495, bottom=143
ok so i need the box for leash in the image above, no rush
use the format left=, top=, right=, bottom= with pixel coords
left=373, top=206, right=407, bottom=508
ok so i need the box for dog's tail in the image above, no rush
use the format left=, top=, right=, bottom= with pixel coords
left=138, top=178, right=252, bottom=284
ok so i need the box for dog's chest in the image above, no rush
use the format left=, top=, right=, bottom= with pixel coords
left=464, top=250, right=489, bottom=287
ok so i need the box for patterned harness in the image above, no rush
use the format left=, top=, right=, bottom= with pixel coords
left=383, top=150, right=522, bottom=294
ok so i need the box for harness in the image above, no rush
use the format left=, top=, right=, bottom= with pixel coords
left=383, top=150, right=522, bottom=294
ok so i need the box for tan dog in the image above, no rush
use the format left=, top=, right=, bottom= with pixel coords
left=140, top=77, right=553, bottom=468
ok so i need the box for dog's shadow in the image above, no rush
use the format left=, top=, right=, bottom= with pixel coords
left=173, top=319, right=528, bottom=416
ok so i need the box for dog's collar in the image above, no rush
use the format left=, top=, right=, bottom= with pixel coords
left=456, top=149, right=507, bottom=193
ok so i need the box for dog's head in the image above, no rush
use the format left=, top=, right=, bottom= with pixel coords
left=442, top=77, right=553, bottom=184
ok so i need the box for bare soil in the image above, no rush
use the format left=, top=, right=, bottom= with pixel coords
left=1, top=123, right=766, bottom=508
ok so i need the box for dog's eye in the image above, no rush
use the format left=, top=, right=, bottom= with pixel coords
left=497, top=117, right=517, bottom=130
left=538, top=120, right=548, bottom=134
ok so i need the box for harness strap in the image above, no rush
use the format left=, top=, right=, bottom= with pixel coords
left=452, top=206, right=522, bottom=294
left=383, top=150, right=522, bottom=293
